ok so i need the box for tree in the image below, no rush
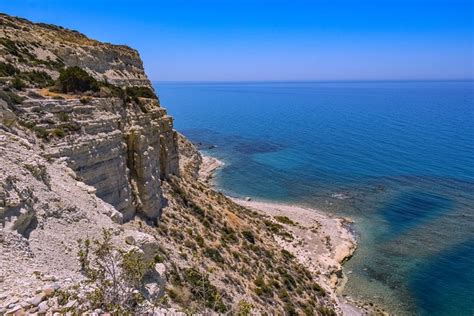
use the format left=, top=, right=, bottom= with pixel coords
left=57, top=66, right=99, bottom=93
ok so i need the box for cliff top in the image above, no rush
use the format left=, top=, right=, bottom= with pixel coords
left=0, top=13, right=150, bottom=88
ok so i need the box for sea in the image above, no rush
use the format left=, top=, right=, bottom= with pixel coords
left=155, top=80, right=474, bottom=315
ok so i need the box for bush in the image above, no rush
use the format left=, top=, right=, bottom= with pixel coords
left=80, top=96, right=92, bottom=104
left=0, top=62, right=18, bottom=77
left=125, top=86, right=157, bottom=99
left=18, top=71, right=54, bottom=88
left=318, top=307, right=337, bottom=316
left=312, top=283, right=326, bottom=296
left=51, top=127, right=66, bottom=138
left=184, top=268, right=228, bottom=312
left=220, top=224, right=239, bottom=245
left=77, top=229, right=155, bottom=312
left=203, top=247, right=224, bottom=263
left=56, top=66, right=99, bottom=93
left=11, top=77, right=26, bottom=90
left=241, top=230, right=255, bottom=244
left=238, top=300, right=253, bottom=315
left=274, top=216, right=296, bottom=226
left=281, top=249, right=295, bottom=261
left=195, top=234, right=205, bottom=247
left=0, top=90, right=24, bottom=106
left=253, top=275, right=273, bottom=297
left=57, top=112, right=70, bottom=122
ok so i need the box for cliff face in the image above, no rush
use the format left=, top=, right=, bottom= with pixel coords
left=0, top=14, right=347, bottom=315
left=14, top=96, right=179, bottom=221
left=1, top=13, right=179, bottom=221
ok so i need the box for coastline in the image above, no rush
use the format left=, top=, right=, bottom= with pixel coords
left=198, top=154, right=384, bottom=315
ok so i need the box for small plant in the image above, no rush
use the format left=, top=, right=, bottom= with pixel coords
left=52, top=127, right=66, bottom=138
left=318, top=307, right=337, bottom=316
left=80, top=96, right=91, bottom=104
left=17, top=71, right=54, bottom=88
left=281, top=249, right=295, bottom=261
left=0, top=90, right=24, bottom=106
left=241, top=230, right=255, bottom=244
left=125, top=86, right=157, bottom=99
left=253, top=275, right=273, bottom=297
left=237, top=300, right=253, bottom=315
left=274, top=216, right=296, bottom=226
left=57, top=112, right=70, bottom=122
left=195, top=234, right=205, bottom=247
left=0, top=61, right=18, bottom=77
left=184, top=268, right=228, bottom=312
left=220, top=224, right=239, bottom=244
left=311, top=283, right=326, bottom=296
left=56, top=66, right=99, bottom=93
left=203, top=247, right=224, bottom=263
left=264, top=220, right=294, bottom=241
left=77, top=229, right=155, bottom=312
left=11, top=77, right=26, bottom=90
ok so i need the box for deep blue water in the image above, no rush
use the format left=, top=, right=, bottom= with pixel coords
left=155, top=81, right=474, bottom=315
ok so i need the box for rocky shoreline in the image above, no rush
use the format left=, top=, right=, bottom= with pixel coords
left=198, top=154, right=386, bottom=315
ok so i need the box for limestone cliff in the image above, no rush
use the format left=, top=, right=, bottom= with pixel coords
left=0, top=13, right=355, bottom=315
left=1, top=12, right=179, bottom=221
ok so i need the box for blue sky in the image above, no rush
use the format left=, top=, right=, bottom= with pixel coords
left=1, top=0, right=473, bottom=81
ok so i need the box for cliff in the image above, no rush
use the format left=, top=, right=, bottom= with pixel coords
left=0, top=13, right=149, bottom=87
left=1, top=12, right=179, bottom=221
left=0, top=13, right=360, bottom=315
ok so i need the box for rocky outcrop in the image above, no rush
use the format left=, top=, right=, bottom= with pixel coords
left=10, top=96, right=179, bottom=221
left=1, top=13, right=180, bottom=221
left=0, top=13, right=149, bottom=87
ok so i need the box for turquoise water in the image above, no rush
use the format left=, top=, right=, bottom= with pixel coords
left=155, top=81, right=474, bottom=315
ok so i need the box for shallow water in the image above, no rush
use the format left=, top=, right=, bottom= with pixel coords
left=155, top=80, right=474, bottom=315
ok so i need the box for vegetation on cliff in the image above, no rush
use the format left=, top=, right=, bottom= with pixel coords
left=55, top=66, right=99, bottom=93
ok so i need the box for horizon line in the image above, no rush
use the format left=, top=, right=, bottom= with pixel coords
left=152, top=78, right=474, bottom=84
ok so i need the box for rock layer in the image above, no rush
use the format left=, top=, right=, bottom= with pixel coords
left=12, top=97, right=179, bottom=220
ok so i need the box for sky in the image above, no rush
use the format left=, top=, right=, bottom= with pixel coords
left=1, top=0, right=473, bottom=81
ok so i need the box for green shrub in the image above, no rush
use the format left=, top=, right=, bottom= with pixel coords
left=237, top=300, right=253, bottom=315
left=274, top=216, right=296, bottom=226
left=281, top=249, right=295, bottom=261
left=241, top=230, right=255, bottom=244
left=56, top=66, right=99, bottom=93
left=57, top=112, right=70, bottom=122
left=80, top=96, right=92, bottom=104
left=18, top=71, right=54, bottom=88
left=277, top=288, right=290, bottom=302
left=11, top=77, right=26, bottom=90
left=0, top=38, right=20, bottom=56
left=184, top=268, right=228, bottom=312
left=154, top=253, right=165, bottom=263
left=51, top=127, right=66, bottom=138
left=195, top=234, right=205, bottom=247
left=311, top=283, right=326, bottom=296
left=0, top=90, right=24, bottom=106
left=253, top=275, right=273, bottom=297
left=203, top=247, right=224, bottom=263
left=220, top=224, right=239, bottom=244
left=0, top=62, right=18, bottom=76
left=125, top=86, right=157, bottom=99
left=318, top=307, right=337, bottom=316
left=77, top=229, right=155, bottom=312
left=264, top=220, right=294, bottom=241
